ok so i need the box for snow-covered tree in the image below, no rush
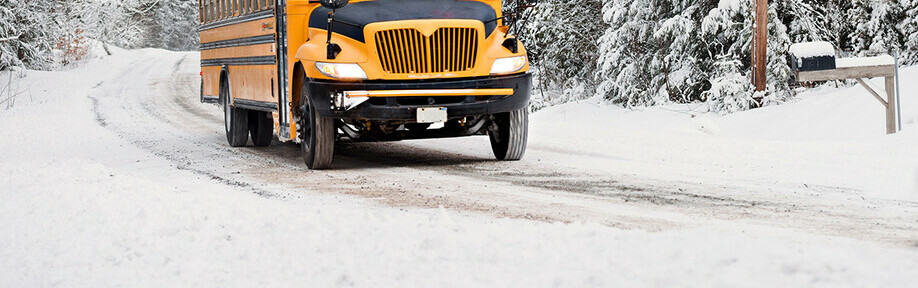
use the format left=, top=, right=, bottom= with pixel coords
left=0, top=1, right=71, bottom=70
left=142, top=0, right=201, bottom=51
left=596, top=0, right=660, bottom=106
left=1, top=0, right=200, bottom=70
left=902, top=0, right=918, bottom=63
left=848, top=0, right=905, bottom=55
left=66, top=0, right=155, bottom=49
left=597, top=0, right=709, bottom=106
left=699, top=0, right=756, bottom=112
left=594, top=0, right=793, bottom=112
left=779, top=0, right=830, bottom=43
left=518, top=0, right=605, bottom=109
left=822, top=0, right=855, bottom=54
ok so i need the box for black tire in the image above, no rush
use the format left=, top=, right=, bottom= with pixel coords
left=223, top=79, right=249, bottom=147
left=489, top=108, right=528, bottom=161
left=300, top=83, right=335, bottom=169
left=249, top=110, right=274, bottom=147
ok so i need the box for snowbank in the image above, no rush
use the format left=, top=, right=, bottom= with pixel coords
left=528, top=67, right=918, bottom=201
left=836, top=55, right=896, bottom=68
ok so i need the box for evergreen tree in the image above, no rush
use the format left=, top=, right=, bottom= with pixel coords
left=902, top=0, right=918, bottom=63
left=779, top=0, right=830, bottom=43
left=698, top=0, right=754, bottom=112
left=848, top=0, right=905, bottom=55
left=824, top=0, right=854, bottom=54
left=520, top=0, right=605, bottom=108
left=597, top=0, right=663, bottom=106
left=142, top=0, right=200, bottom=51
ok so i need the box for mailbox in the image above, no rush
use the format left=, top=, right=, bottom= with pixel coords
left=789, top=41, right=836, bottom=72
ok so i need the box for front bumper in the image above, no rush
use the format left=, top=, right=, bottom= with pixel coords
left=304, top=73, right=532, bottom=120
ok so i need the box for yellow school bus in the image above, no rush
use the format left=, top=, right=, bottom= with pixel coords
left=198, top=0, right=531, bottom=169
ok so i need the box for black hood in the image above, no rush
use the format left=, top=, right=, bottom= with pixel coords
left=308, top=0, right=498, bottom=43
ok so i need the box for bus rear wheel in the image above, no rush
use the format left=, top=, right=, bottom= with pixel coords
left=249, top=110, right=273, bottom=147
left=300, top=84, right=335, bottom=169
left=489, top=108, right=528, bottom=161
left=223, top=80, right=249, bottom=147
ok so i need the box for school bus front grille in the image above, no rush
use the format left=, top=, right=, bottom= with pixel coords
left=374, top=28, right=479, bottom=74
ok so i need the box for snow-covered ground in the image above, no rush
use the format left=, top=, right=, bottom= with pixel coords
left=1, top=48, right=917, bottom=287
left=526, top=75, right=918, bottom=201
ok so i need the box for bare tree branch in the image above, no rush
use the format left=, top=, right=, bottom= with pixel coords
left=0, top=35, right=21, bottom=42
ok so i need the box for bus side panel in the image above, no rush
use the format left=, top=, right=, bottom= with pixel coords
left=200, top=18, right=276, bottom=44
left=200, top=17, right=278, bottom=105
left=202, top=66, right=222, bottom=98
left=228, top=65, right=277, bottom=103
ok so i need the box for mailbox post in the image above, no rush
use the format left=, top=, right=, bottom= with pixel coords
left=790, top=41, right=901, bottom=134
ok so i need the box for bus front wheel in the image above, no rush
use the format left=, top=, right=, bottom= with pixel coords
left=489, top=108, right=529, bottom=161
left=300, top=84, right=335, bottom=169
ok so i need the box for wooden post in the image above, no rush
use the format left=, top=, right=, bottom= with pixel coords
left=754, top=0, right=767, bottom=92
left=885, top=76, right=897, bottom=134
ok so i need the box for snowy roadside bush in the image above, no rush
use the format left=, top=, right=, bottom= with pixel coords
left=702, top=60, right=753, bottom=113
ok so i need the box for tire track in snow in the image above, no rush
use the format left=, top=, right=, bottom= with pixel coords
left=86, top=55, right=291, bottom=200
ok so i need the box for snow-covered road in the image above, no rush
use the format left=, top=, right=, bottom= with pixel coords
left=2, top=48, right=917, bottom=287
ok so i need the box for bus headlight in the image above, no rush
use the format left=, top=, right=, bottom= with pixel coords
left=315, top=62, right=367, bottom=80
left=490, top=56, right=526, bottom=75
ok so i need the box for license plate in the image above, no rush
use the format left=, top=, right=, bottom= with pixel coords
left=416, top=107, right=447, bottom=123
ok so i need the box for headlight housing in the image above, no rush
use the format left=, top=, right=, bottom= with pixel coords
left=490, top=56, right=527, bottom=75
left=315, top=62, right=367, bottom=80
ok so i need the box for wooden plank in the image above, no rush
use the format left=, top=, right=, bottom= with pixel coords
left=854, top=78, right=888, bottom=107
left=885, top=76, right=897, bottom=134
left=797, top=65, right=896, bottom=82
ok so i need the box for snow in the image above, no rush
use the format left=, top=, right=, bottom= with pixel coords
left=789, top=41, right=836, bottom=58
left=717, top=0, right=742, bottom=11
left=836, top=54, right=896, bottom=68
left=528, top=67, right=918, bottom=201
left=2, top=49, right=918, bottom=286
